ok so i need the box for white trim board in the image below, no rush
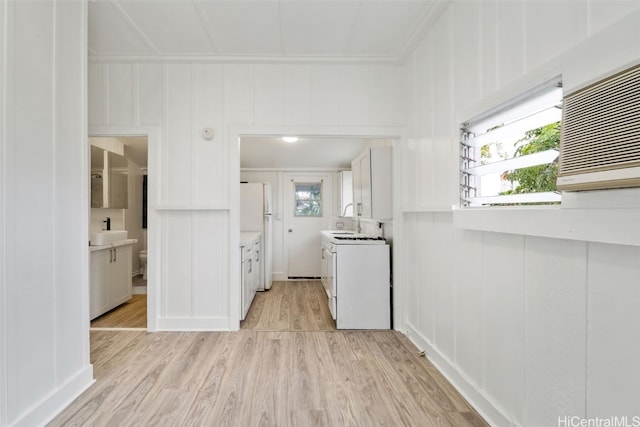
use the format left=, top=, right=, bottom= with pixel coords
left=453, top=206, right=640, bottom=247
left=12, top=366, right=94, bottom=427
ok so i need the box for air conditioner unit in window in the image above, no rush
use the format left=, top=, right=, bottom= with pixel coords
left=557, top=63, right=640, bottom=191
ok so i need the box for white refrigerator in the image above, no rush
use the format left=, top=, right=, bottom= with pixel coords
left=240, top=183, right=273, bottom=291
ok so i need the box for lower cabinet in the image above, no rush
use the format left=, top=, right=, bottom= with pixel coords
left=90, top=244, right=133, bottom=320
left=240, top=233, right=261, bottom=320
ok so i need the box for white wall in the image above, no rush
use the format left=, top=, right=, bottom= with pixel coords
left=89, top=63, right=403, bottom=329
left=0, top=1, right=93, bottom=426
left=399, top=1, right=640, bottom=425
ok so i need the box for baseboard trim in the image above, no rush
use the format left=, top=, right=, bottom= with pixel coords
left=13, top=365, right=94, bottom=427
left=404, top=322, right=515, bottom=427
left=156, top=317, right=230, bottom=331
left=132, top=286, right=147, bottom=294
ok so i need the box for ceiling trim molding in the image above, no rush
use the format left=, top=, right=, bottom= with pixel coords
left=191, top=1, right=222, bottom=55
left=111, top=0, right=160, bottom=54
left=396, top=0, right=451, bottom=64
left=88, top=54, right=400, bottom=65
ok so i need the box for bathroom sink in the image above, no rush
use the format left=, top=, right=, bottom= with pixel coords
left=330, top=231, right=356, bottom=235
left=90, top=230, right=128, bottom=246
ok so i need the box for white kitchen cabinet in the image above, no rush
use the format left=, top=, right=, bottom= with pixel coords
left=240, top=232, right=261, bottom=320
left=352, top=145, right=392, bottom=219
left=90, top=243, right=133, bottom=320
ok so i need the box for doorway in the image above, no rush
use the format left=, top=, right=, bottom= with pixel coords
left=284, top=174, right=332, bottom=278
left=238, top=134, right=371, bottom=331
left=88, top=133, right=151, bottom=331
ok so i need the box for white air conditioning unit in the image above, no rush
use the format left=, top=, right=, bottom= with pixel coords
left=557, top=63, right=640, bottom=191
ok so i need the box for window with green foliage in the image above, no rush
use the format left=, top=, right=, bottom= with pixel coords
left=460, top=79, right=563, bottom=206
left=294, top=182, right=322, bottom=216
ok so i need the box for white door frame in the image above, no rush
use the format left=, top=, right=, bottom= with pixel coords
left=88, top=126, right=161, bottom=332
left=230, top=125, right=405, bottom=331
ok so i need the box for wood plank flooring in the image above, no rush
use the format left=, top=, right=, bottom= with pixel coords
left=48, top=330, right=488, bottom=427
left=241, top=281, right=336, bottom=331
left=52, top=280, right=488, bottom=426
left=91, top=294, right=147, bottom=329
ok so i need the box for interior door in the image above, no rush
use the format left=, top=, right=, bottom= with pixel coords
left=285, top=174, right=331, bottom=278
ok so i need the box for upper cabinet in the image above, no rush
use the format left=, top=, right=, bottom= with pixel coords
left=91, top=145, right=128, bottom=209
left=352, top=145, right=392, bottom=220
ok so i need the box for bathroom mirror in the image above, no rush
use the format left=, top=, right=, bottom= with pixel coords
left=91, top=146, right=128, bottom=209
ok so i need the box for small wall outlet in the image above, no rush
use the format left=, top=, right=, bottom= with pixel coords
left=335, top=222, right=344, bottom=229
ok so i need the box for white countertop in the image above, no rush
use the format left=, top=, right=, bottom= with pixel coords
left=240, top=231, right=261, bottom=247
left=89, top=238, right=138, bottom=252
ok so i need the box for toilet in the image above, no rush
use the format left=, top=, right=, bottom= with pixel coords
left=139, top=250, right=147, bottom=280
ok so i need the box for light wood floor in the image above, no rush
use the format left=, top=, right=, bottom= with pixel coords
left=241, top=281, right=336, bottom=331
left=48, top=329, right=487, bottom=427
left=91, top=294, right=147, bottom=329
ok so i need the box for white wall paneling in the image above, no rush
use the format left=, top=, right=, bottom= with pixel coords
left=399, top=1, right=640, bottom=424
left=2, top=1, right=94, bottom=426
left=586, top=243, right=640, bottom=418
left=524, top=237, right=587, bottom=427
left=89, top=60, right=405, bottom=330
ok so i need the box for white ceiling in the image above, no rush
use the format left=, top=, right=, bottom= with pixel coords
left=240, top=136, right=371, bottom=169
left=88, top=0, right=448, bottom=62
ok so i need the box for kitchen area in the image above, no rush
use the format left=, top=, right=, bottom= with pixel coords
left=240, top=140, right=393, bottom=330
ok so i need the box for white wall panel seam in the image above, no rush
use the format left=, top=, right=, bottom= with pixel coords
left=0, top=0, right=7, bottom=421
left=103, top=64, right=109, bottom=125
left=161, top=65, right=169, bottom=316
left=584, top=242, right=591, bottom=416
left=191, top=65, right=197, bottom=315
left=522, top=236, right=528, bottom=425
left=133, top=64, right=140, bottom=126
left=521, top=0, right=527, bottom=74
left=51, top=0, right=59, bottom=387
left=190, top=64, right=197, bottom=209
left=480, top=231, right=486, bottom=390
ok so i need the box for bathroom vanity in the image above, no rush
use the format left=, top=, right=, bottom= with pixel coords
left=89, top=239, right=136, bottom=320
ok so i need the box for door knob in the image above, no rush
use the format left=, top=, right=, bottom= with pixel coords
left=288, top=228, right=292, bottom=232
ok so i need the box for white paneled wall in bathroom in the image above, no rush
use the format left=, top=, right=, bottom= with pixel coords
left=399, top=1, right=640, bottom=425
left=89, top=63, right=403, bottom=329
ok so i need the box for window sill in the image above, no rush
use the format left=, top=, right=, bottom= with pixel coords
left=453, top=205, right=640, bottom=247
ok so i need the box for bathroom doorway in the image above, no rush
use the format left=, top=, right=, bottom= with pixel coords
left=88, top=132, right=152, bottom=330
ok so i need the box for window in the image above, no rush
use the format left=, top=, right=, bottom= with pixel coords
left=294, top=182, right=322, bottom=217
left=460, top=79, right=563, bottom=207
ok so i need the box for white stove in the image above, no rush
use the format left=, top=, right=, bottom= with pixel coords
left=320, top=230, right=390, bottom=329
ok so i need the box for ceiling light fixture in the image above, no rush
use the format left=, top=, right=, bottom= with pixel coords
left=282, top=136, right=299, bottom=143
